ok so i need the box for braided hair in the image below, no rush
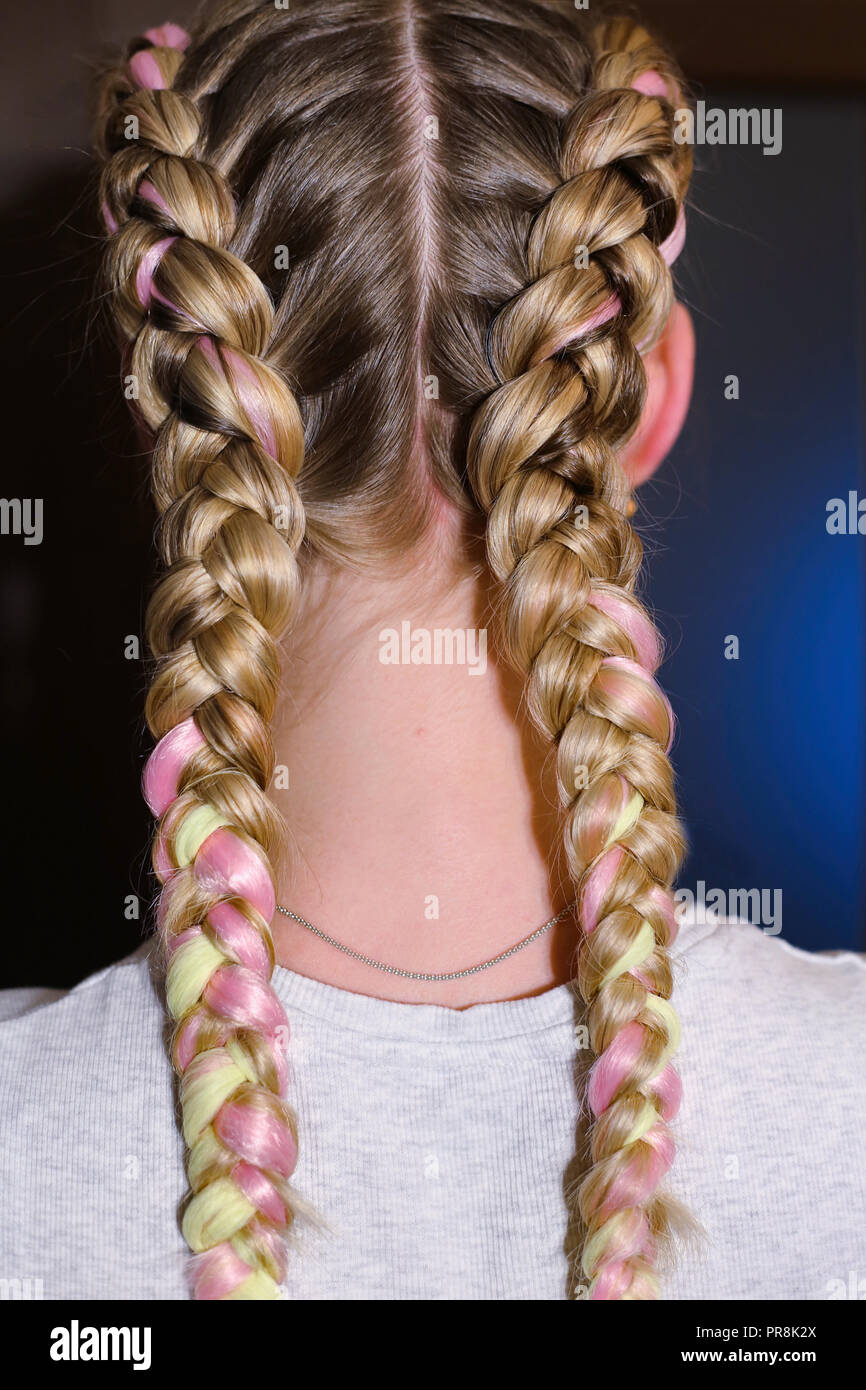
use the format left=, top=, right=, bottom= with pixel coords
left=465, top=19, right=692, bottom=1302
left=99, top=19, right=304, bottom=1299
left=95, top=1, right=693, bottom=1300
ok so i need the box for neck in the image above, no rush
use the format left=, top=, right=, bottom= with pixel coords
left=269, top=541, right=577, bottom=1007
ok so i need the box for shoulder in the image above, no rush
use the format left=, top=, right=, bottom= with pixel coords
left=674, top=912, right=865, bottom=1041
left=0, top=943, right=169, bottom=1077
left=673, top=913, right=865, bottom=1110
left=667, top=916, right=866, bottom=1299
left=0, top=941, right=175, bottom=1144
left=0, top=946, right=188, bottom=1299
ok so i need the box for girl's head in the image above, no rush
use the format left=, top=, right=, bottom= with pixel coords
left=96, top=0, right=693, bottom=1299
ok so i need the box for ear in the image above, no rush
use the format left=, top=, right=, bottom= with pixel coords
left=620, top=301, right=695, bottom=488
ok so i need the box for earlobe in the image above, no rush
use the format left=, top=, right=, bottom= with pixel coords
left=620, top=301, right=695, bottom=488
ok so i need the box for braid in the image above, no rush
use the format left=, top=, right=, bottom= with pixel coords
left=98, top=24, right=305, bottom=1298
left=94, top=1, right=699, bottom=1303
left=466, top=18, right=693, bottom=1299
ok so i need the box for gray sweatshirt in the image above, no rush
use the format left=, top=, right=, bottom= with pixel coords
left=0, top=915, right=863, bottom=1301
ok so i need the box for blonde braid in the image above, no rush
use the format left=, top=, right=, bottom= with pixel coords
left=92, top=0, right=701, bottom=1302
left=97, top=24, right=305, bottom=1298
left=467, top=18, right=693, bottom=1300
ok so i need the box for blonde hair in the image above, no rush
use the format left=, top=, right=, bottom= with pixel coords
left=96, top=0, right=693, bottom=1299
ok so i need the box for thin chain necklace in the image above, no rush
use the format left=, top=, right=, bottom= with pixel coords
left=275, top=902, right=576, bottom=982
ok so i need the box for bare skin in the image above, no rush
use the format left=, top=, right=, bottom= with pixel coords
left=270, top=524, right=577, bottom=1009
left=269, top=302, right=695, bottom=1008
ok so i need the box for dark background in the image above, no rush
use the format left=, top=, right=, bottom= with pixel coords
left=1, top=1, right=864, bottom=987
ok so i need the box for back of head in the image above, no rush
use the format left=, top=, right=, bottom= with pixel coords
left=96, top=0, right=693, bottom=1300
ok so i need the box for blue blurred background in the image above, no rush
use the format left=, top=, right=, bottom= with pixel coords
left=646, top=92, right=866, bottom=950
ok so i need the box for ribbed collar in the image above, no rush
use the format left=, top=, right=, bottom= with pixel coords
left=270, top=914, right=718, bottom=1043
